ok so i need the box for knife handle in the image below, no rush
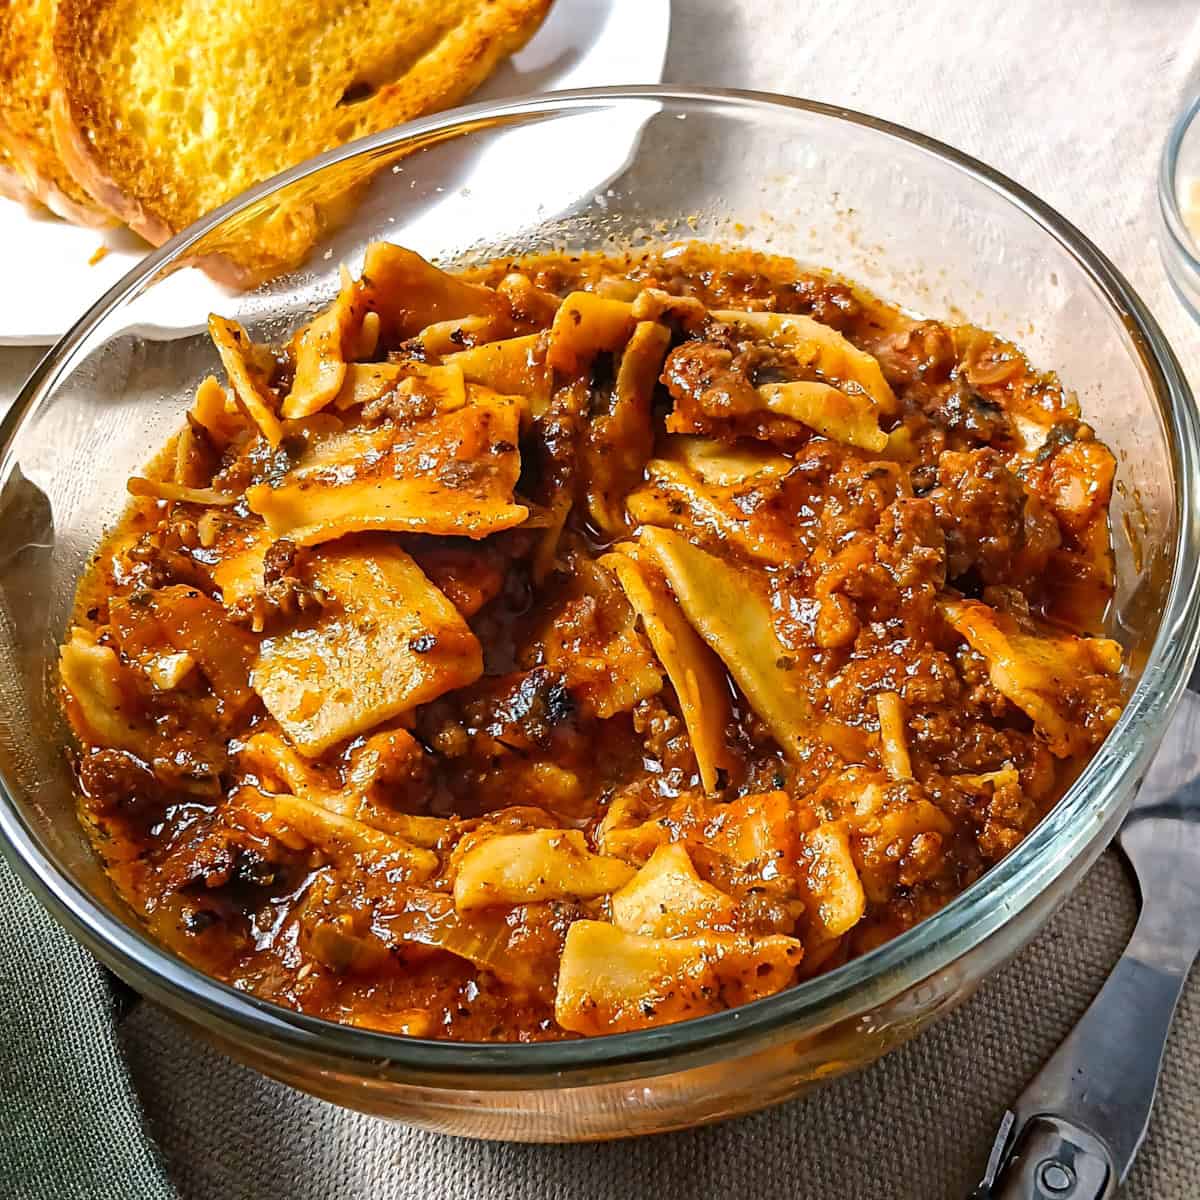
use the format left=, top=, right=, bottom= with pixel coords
left=983, top=1115, right=1115, bottom=1199
left=975, top=897, right=1195, bottom=1198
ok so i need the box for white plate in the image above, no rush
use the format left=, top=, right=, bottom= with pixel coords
left=0, top=0, right=671, bottom=344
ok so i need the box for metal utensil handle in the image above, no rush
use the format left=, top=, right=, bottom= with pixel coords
left=978, top=899, right=1196, bottom=1198
left=984, top=1115, right=1115, bottom=1199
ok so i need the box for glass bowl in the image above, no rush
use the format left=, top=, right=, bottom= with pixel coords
left=1, top=87, right=1198, bottom=1142
left=1159, top=89, right=1200, bottom=321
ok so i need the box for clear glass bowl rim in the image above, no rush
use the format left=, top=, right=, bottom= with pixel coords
left=2, top=85, right=1198, bottom=1081
left=1159, top=91, right=1200, bottom=302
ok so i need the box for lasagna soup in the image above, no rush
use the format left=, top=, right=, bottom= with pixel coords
left=59, top=242, right=1124, bottom=1040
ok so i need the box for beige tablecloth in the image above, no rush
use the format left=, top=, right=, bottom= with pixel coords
left=15, top=2, right=1200, bottom=1196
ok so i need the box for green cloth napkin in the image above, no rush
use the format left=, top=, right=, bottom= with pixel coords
left=0, top=852, right=177, bottom=1200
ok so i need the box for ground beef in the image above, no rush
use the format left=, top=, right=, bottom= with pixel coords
left=660, top=338, right=765, bottom=421
left=875, top=320, right=957, bottom=387
left=928, top=448, right=1060, bottom=584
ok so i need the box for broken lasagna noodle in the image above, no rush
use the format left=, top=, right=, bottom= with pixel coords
left=59, top=241, right=1125, bottom=1041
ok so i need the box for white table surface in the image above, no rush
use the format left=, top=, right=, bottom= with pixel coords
left=5, top=2, right=1199, bottom=1196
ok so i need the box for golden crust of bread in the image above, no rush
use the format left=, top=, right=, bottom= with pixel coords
left=0, top=0, right=108, bottom=224
left=52, top=0, right=552, bottom=271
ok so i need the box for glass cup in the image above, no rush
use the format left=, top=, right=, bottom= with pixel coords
left=1159, top=89, right=1200, bottom=321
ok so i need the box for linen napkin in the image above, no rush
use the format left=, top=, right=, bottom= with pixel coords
left=0, top=852, right=176, bottom=1200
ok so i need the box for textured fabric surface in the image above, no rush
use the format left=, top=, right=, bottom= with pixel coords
left=5, top=2, right=1200, bottom=1198
left=0, top=854, right=176, bottom=1200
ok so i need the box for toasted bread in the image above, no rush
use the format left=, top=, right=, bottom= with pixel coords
left=0, top=141, right=34, bottom=206
left=52, top=0, right=552, bottom=270
left=0, top=0, right=108, bottom=224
